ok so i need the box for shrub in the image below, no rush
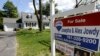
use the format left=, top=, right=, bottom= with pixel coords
left=28, top=28, right=32, bottom=30
left=14, top=28, right=20, bottom=31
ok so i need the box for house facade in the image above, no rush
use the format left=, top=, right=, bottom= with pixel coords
left=3, top=12, right=50, bottom=31
left=21, top=12, right=50, bottom=29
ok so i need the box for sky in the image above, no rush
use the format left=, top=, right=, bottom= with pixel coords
left=0, top=0, right=76, bottom=13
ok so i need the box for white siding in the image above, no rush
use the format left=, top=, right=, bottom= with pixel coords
left=4, top=23, right=17, bottom=32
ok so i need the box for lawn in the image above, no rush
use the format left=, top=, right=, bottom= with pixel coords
left=16, top=29, right=51, bottom=56
left=16, top=29, right=100, bottom=56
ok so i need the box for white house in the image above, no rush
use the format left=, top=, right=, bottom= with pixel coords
left=3, top=12, right=50, bottom=32
left=21, top=12, right=50, bottom=29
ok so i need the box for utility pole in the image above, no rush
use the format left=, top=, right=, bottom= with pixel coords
left=50, top=0, right=55, bottom=56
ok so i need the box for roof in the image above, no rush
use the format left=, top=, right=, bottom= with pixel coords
left=21, top=12, right=37, bottom=22
left=21, top=12, right=50, bottom=22
left=3, top=12, right=50, bottom=24
left=3, top=18, right=18, bottom=23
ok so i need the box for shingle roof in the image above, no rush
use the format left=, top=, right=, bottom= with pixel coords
left=3, top=18, right=18, bottom=23
left=21, top=12, right=37, bottom=22
left=3, top=12, right=50, bottom=24
left=21, top=12, right=50, bottom=22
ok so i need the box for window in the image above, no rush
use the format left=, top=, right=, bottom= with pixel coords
left=26, top=22, right=37, bottom=27
left=26, top=15, right=29, bottom=18
left=26, top=22, right=31, bottom=27
left=32, top=23, right=36, bottom=26
left=26, top=14, right=32, bottom=19
left=26, top=22, right=28, bottom=27
left=29, top=23, right=31, bottom=27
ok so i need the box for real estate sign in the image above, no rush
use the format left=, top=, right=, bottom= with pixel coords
left=54, top=12, right=100, bottom=51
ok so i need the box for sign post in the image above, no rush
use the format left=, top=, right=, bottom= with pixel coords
left=50, top=0, right=55, bottom=56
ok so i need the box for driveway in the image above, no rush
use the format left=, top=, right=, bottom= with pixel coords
left=0, top=31, right=16, bottom=56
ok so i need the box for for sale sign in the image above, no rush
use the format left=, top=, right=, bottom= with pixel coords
left=54, top=12, right=100, bottom=51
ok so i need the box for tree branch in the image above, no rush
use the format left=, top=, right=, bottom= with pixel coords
left=33, top=0, right=39, bottom=20
left=91, top=0, right=98, bottom=3
left=75, top=0, right=82, bottom=8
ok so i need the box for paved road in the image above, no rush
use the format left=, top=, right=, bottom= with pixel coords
left=0, top=31, right=16, bottom=56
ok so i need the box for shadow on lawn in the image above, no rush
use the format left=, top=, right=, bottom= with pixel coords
left=38, top=40, right=51, bottom=48
left=17, top=31, right=41, bottom=36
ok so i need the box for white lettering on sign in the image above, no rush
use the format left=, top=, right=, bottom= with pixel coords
left=67, top=19, right=86, bottom=24
left=67, top=20, right=74, bottom=23
left=75, top=19, right=86, bottom=23
left=82, top=37, right=97, bottom=44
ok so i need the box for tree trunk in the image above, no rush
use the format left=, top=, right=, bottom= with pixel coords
left=33, top=0, right=43, bottom=32
left=39, top=0, right=43, bottom=32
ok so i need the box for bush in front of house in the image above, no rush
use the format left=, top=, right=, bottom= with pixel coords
left=28, top=28, right=32, bottom=30
left=14, top=28, right=20, bottom=31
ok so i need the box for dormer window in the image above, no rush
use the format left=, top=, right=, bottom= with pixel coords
left=26, top=14, right=32, bottom=19
left=26, top=15, right=29, bottom=18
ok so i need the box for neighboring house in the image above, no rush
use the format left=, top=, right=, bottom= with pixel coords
left=3, top=18, right=18, bottom=31
left=3, top=12, right=50, bottom=31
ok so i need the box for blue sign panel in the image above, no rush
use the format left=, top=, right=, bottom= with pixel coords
left=55, top=33, right=99, bottom=51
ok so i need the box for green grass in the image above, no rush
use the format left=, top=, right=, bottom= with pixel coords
left=95, top=52, right=100, bottom=56
left=16, top=29, right=100, bottom=56
left=16, top=29, right=51, bottom=56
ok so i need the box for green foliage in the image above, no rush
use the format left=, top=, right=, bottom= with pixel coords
left=14, top=28, right=20, bottom=31
left=0, top=11, right=3, bottom=30
left=37, top=2, right=58, bottom=17
left=28, top=28, right=32, bottom=30
left=3, top=1, right=18, bottom=18
left=0, top=10, right=3, bottom=16
left=0, top=17, right=3, bottom=30
left=0, top=11, right=7, bottom=17
left=95, top=52, right=100, bottom=56
left=42, top=2, right=50, bottom=17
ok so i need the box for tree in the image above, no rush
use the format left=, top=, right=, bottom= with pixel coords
left=37, top=2, right=58, bottom=17
left=39, top=0, right=43, bottom=32
left=0, top=10, right=3, bottom=30
left=33, top=0, right=58, bottom=31
left=0, top=11, right=2, bottom=15
left=33, top=0, right=43, bottom=32
left=75, top=0, right=98, bottom=8
left=33, top=0, right=58, bottom=32
left=3, top=0, right=18, bottom=18
left=0, top=17, right=3, bottom=30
